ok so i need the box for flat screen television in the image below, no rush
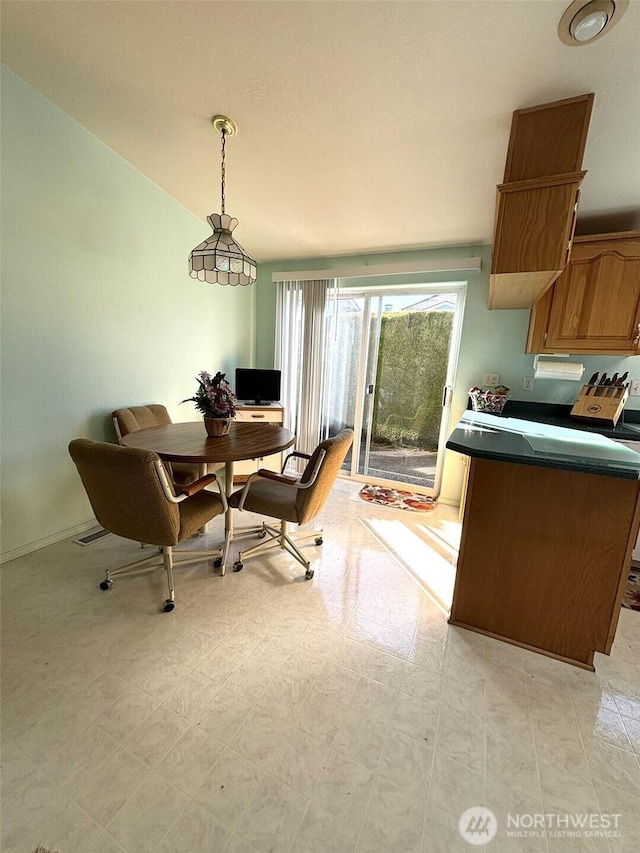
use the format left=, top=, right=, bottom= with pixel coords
left=235, top=368, right=282, bottom=405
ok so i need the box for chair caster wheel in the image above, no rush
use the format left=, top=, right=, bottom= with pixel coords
left=163, top=600, right=175, bottom=612
left=233, top=561, right=244, bottom=572
left=99, top=579, right=113, bottom=591
left=305, top=568, right=314, bottom=580
left=315, top=537, right=323, bottom=546
left=258, top=530, right=267, bottom=539
left=213, top=558, right=223, bottom=568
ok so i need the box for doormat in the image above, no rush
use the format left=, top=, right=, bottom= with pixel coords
left=622, top=570, right=640, bottom=611
left=358, top=484, right=437, bottom=512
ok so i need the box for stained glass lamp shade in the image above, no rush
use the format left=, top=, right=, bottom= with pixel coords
left=189, top=213, right=256, bottom=286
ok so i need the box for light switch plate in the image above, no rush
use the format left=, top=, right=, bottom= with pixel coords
left=523, top=376, right=535, bottom=391
left=631, top=381, right=640, bottom=397
left=483, top=373, right=499, bottom=386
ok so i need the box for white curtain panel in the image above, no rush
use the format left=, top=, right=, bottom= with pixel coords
left=275, top=279, right=334, bottom=461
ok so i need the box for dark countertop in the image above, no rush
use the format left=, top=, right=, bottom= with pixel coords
left=447, top=408, right=640, bottom=480
left=496, top=400, right=640, bottom=442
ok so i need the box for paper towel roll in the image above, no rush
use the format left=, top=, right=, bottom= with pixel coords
left=534, top=360, right=585, bottom=381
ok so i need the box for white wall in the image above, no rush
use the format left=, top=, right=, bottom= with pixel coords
left=0, top=68, right=255, bottom=560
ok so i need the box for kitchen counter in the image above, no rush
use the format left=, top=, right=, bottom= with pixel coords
left=495, top=399, right=640, bottom=441
left=448, top=410, right=640, bottom=480
left=447, top=410, right=640, bottom=671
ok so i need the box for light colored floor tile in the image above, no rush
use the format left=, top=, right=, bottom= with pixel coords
left=298, top=689, right=348, bottom=746
left=156, top=724, right=225, bottom=795
left=230, top=706, right=290, bottom=768
left=292, top=802, right=359, bottom=853
left=164, top=669, right=221, bottom=720
left=364, top=776, right=426, bottom=852
left=269, top=727, right=330, bottom=799
left=124, top=704, right=191, bottom=768
left=197, top=686, right=254, bottom=743
left=43, top=724, right=119, bottom=796
left=314, top=660, right=361, bottom=704
left=76, top=746, right=151, bottom=826
left=97, top=685, right=159, bottom=742
left=155, top=799, right=231, bottom=853
left=106, top=771, right=188, bottom=853
left=378, top=728, right=433, bottom=791
left=349, top=676, right=398, bottom=725
left=234, top=773, right=308, bottom=853
left=135, top=656, right=191, bottom=700
left=333, top=707, right=388, bottom=770
left=194, top=747, right=264, bottom=829
left=26, top=800, right=103, bottom=853
left=313, top=749, right=374, bottom=830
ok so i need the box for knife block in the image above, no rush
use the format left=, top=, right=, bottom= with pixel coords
left=570, top=384, right=629, bottom=427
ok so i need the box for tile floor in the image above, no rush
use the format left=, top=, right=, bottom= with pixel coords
left=1, top=479, right=639, bottom=853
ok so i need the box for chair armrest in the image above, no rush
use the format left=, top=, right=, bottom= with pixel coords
left=154, top=460, right=228, bottom=510
left=282, top=450, right=312, bottom=471
left=176, top=473, right=219, bottom=497
left=255, top=469, right=299, bottom=485
left=237, top=452, right=326, bottom=511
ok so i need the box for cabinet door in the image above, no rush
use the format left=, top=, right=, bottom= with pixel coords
left=545, top=236, right=640, bottom=354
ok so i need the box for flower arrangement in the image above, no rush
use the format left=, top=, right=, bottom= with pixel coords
left=183, top=371, right=237, bottom=420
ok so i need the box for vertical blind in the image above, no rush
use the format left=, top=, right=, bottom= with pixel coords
left=275, top=279, right=335, bottom=456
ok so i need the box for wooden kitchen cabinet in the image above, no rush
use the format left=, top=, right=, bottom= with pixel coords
left=233, top=404, right=286, bottom=481
left=489, top=93, right=594, bottom=310
left=489, top=173, right=583, bottom=309
left=526, top=231, right=640, bottom=355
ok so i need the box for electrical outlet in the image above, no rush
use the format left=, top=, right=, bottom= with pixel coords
left=482, top=373, right=499, bottom=387
left=631, top=381, right=640, bottom=397
left=523, top=376, right=535, bottom=391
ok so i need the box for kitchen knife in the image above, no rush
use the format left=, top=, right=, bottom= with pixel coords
left=587, top=371, right=599, bottom=386
left=599, top=373, right=608, bottom=384
left=617, top=371, right=629, bottom=385
left=610, top=373, right=619, bottom=386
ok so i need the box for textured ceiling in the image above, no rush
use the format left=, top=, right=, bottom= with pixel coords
left=2, top=0, right=639, bottom=262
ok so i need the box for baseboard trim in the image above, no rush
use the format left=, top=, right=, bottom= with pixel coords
left=1, top=518, right=98, bottom=565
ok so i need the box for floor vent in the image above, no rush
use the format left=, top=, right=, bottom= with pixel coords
left=74, top=528, right=110, bottom=546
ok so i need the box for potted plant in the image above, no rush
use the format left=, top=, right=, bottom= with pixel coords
left=183, top=371, right=237, bottom=436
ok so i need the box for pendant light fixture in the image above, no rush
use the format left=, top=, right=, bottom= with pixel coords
left=189, top=116, right=256, bottom=286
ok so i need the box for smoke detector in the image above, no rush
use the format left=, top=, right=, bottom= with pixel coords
left=558, top=0, right=628, bottom=45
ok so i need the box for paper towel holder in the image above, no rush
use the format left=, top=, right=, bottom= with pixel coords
left=533, top=354, right=585, bottom=381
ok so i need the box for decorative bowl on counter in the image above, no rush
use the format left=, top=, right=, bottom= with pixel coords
left=469, top=385, right=510, bottom=415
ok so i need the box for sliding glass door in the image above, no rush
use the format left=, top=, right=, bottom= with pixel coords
left=321, top=286, right=465, bottom=494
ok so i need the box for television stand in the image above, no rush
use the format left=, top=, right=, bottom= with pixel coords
left=234, top=404, right=285, bottom=481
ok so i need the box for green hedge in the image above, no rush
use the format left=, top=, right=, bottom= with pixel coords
left=371, top=310, right=453, bottom=450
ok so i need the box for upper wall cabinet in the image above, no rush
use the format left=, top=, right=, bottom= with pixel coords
left=526, top=232, right=640, bottom=355
left=488, top=94, right=594, bottom=310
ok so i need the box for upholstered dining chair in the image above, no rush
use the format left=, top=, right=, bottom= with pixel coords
left=228, top=429, right=354, bottom=579
left=112, top=404, right=222, bottom=486
left=69, top=438, right=226, bottom=612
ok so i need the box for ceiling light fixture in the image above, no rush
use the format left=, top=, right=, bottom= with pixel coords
left=558, top=0, right=628, bottom=45
left=189, top=115, right=256, bottom=286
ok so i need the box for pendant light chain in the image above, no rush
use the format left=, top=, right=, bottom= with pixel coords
left=220, top=128, right=226, bottom=216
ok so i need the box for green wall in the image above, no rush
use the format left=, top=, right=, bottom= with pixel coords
left=256, top=248, right=640, bottom=503
left=0, top=68, right=255, bottom=560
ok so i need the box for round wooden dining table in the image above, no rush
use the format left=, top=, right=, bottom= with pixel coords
left=122, top=421, right=295, bottom=573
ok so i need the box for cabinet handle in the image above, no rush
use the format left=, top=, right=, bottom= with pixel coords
left=634, top=324, right=640, bottom=346
left=251, top=414, right=265, bottom=418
